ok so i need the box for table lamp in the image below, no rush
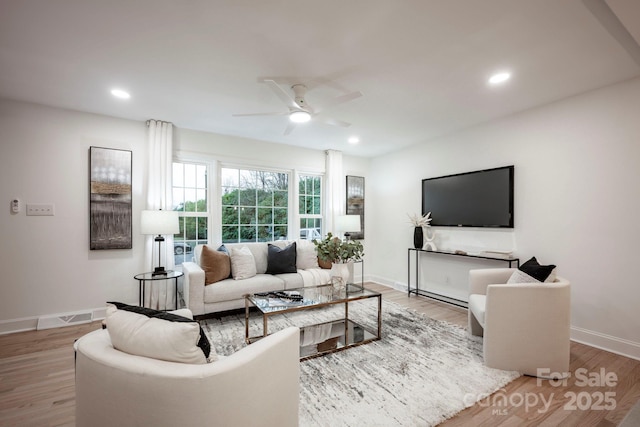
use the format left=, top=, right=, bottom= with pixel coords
left=141, top=209, right=179, bottom=276
left=337, top=214, right=361, bottom=240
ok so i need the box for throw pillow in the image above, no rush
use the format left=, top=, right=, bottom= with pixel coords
left=296, top=239, right=320, bottom=270
left=229, top=246, right=257, bottom=280
left=266, top=242, right=297, bottom=274
left=507, top=269, right=540, bottom=284
left=507, top=257, right=557, bottom=284
left=105, top=302, right=214, bottom=364
left=201, top=245, right=231, bottom=284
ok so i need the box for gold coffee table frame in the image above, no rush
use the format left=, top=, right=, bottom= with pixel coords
left=244, top=284, right=382, bottom=360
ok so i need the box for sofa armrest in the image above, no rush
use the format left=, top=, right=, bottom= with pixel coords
left=469, top=268, right=516, bottom=295
left=182, top=262, right=205, bottom=316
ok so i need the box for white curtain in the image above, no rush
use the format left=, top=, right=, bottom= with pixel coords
left=145, top=120, right=175, bottom=310
left=324, top=149, right=344, bottom=235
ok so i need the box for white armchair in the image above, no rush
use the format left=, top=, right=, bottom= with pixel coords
left=468, top=268, right=570, bottom=378
left=75, top=325, right=300, bottom=427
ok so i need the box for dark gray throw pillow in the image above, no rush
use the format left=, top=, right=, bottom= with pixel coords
left=266, top=242, right=297, bottom=274
left=519, top=257, right=556, bottom=282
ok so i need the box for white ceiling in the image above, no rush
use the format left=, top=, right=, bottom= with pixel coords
left=1, top=0, right=639, bottom=157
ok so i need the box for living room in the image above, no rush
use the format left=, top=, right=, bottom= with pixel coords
left=1, top=1, right=640, bottom=426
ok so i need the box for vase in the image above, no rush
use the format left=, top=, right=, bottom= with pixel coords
left=413, top=226, right=423, bottom=249
left=330, top=262, right=350, bottom=292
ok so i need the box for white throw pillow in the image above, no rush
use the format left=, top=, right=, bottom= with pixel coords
left=296, top=239, right=319, bottom=270
left=506, top=269, right=541, bottom=284
left=230, top=246, right=257, bottom=280
left=105, top=305, right=212, bottom=364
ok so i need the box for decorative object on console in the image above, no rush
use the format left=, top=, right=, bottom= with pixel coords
left=346, top=175, right=365, bottom=239
left=89, top=146, right=133, bottom=250
left=407, top=212, right=432, bottom=249
left=422, top=226, right=437, bottom=251
left=507, top=256, right=556, bottom=284
left=140, top=209, right=179, bottom=276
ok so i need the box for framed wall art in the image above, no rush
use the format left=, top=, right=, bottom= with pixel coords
left=89, top=146, right=132, bottom=250
left=346, top=175, right=365, bottom=240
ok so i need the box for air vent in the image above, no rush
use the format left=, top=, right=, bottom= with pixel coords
left=36, top=311, right=93, bottom=330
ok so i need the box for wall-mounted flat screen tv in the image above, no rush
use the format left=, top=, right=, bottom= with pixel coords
left=421, top=166, right=514, bottom=228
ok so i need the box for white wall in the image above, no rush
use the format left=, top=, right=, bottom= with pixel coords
left=368, top=76, right=640, bottom=359
left=0, top=100, right=370, bottom=332
left=0, top=100, right=148, bottom=332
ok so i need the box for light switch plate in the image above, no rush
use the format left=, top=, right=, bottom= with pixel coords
left=26, top=203, right=55, bottom=216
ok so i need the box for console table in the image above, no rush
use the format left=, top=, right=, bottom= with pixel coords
left=407, top=248, right=519, bottom=308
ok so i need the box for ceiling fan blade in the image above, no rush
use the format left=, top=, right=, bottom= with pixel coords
left=314, top=91, right=362, bottom=113
left=263, top=79, right=298, bottom=109
left=317, top=117, right=352, bottom=128
left=283, top=122, right=297, bottom=136
left=232, top=111, right=289, bottom=117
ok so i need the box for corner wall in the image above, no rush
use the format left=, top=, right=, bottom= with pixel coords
left=367, top=76, right=640, bottom=359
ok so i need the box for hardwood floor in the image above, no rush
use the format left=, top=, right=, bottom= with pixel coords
left=0, top=284, right=638, bottom=426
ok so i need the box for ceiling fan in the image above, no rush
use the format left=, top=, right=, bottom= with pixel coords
left=233, top=79, right=362, bottom=135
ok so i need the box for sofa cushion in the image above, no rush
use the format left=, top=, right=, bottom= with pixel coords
left=204, top=274, right=285, bottom=304
left=105, top=302, right=214, bottom=364
left=508, top=257, right=556, bottom=283
left=266, top=242, right=297, bottom=274
left=230, top=246, right=258, bottom=280
left=201, top=245, right=231, bottom=284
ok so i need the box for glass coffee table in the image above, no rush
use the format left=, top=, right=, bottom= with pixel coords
left=245, top=284, right=382, bottom=360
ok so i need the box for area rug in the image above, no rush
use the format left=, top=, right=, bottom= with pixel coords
left=201, top=300, right=520, bottom=427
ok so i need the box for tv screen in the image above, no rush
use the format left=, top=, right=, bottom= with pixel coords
left=421, top=166, right=514, bottom=228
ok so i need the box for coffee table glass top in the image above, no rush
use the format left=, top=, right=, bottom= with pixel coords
left=247, top=284, right=380, bottom=314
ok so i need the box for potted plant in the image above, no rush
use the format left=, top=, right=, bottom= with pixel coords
left=313, top=233, right=364, bottom=290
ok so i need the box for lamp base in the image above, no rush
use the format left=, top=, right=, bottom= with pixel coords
left=152, top=267, right=169, bottom=277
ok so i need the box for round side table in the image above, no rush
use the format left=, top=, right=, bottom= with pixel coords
left=134, top=271, right=183, bottom=310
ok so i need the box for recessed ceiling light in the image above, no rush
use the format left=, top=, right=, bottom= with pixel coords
left=111, top=89, right=131, bottom=99
left=488, top=72, right=511, bottom=85
left=289, top=110, right=311, bottom=123
left=348, top=136, right=360, bottom=144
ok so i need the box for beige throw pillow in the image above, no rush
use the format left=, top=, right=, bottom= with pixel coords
left=201, top=245, right=231, bottom=285
left=296, top=239, right=320, bottom=270
left=230, top=246, right=257, bottom=280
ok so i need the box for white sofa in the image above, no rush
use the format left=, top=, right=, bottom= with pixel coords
left=468, top=268, right=571, bottom=378
left=75, top=323, right=300, bottom=427
left=182, top=240, right=331, bottom=316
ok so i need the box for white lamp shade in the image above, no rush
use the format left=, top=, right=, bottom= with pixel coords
left=337, top=214, right=361, bottom=233
left=140, top=210, right=179, bottom=235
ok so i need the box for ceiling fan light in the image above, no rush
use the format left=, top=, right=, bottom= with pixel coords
left=289, top=110, right=311, bottom=123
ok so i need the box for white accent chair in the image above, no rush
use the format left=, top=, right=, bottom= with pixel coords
left=75, top=325, right=300, bottom=427
left=468, top=268, right=571, bottom=378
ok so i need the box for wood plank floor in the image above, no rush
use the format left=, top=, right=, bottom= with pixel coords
left=0, top=283, right=638, bottom=426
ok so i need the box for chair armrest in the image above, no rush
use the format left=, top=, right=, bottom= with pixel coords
left=469, top=268, right=516, bottom=295
left=182, top=262, right=205, bottom=316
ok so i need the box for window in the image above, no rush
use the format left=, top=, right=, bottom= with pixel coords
left=172, top=162, right=208, bottom=265
left=221, top=167, right=289, bottom=243
left=299, top=174, right=322, bottom=240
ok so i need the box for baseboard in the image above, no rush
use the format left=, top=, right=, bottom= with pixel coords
left=0, top=307, right=107, bottom=336
left=571, top=326, right=640, bottom=361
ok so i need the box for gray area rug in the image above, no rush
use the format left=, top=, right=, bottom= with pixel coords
left=201, top=299, right=520, bottom=426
